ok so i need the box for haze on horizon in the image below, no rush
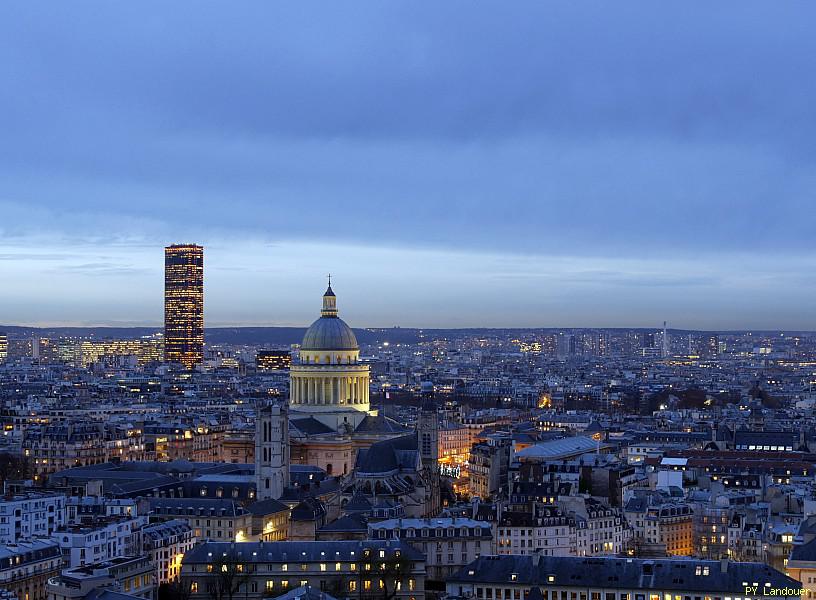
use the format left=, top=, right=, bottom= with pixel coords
left=2, top=1, right=816, bottom=331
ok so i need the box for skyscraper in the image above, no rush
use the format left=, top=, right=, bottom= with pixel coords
left=164, top=244, right=204, bottom=369
left=0, top=333, right=7, bottom=364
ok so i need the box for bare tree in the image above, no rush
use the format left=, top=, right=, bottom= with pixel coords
left=159, top=578, right=194, bottom=600
left=357, top=550, right=415, bottom=600
left=206, top=552, right=251, bottom=600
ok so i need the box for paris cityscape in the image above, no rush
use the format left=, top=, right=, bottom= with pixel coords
left=2, top=3, right=816, bottom=600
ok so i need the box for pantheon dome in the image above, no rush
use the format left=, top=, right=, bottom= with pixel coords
left=301, top=285, right=359, bottom=351
left=289, top=281, right=373, bottom=432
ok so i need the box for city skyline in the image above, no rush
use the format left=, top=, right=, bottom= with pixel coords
left=3, top=2, right=816, bottom=328
left=1, top=238, right=815, bottom=330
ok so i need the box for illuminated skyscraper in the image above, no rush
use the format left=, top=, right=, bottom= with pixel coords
left=0, top=333, right=7, bottom=364
left=164, top=244, right=204, bottom=369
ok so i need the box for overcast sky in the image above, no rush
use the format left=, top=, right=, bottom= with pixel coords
left=1, top=1, right=816, bottom=329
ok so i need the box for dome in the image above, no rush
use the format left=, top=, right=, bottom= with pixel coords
left=301, top=316, right=358, bottom=351
left=300, top=280, right=359, bottom=351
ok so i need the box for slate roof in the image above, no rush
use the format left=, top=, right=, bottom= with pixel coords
left=343, top=492, right=374, bottom=513
left=290, top=417, right=335, bottom=436
left=148, top=497, right=248, bottom=517
left=354, top=434, right=419, bottom=475
left=247, top=498, right=290, bottom=516
left=354, top=414, right=410, bottom=434
left=317, top=514, right=368, bottom=533
left=789, top=537, right=816, bottom=563
left=450, top=556, right=799, bottom=593
left=291, top=498, right=326, bottom=521
left=733, top=431, right=799, bottom=449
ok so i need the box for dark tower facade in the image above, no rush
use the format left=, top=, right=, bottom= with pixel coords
left=164, top=244, right=204, bottom=369
left=418, top=381, right=441, bottom=515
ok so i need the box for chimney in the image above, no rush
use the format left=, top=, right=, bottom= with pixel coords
left=720, top=559, right=728, bottom=573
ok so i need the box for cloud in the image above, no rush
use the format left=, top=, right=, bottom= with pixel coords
left=1, top=1, right=816, bottom=326
left=51, top=263, right=151, bottom=277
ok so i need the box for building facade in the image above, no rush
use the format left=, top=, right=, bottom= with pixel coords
left=369, top=517, right=493, bottom=581
left=0, top=540, right=61, bottom=600
left=164, top=243, right=204, bottom=370
left=180, top=540, right=426, bottom=600
left=142, top=519, right=196, bottom=584
left=0, top=492, right=66, bottom=543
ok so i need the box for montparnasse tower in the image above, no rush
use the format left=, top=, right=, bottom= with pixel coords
left=289, top=278, right=374, bottom=431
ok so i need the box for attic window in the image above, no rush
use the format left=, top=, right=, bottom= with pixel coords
left=548, top=576, right=555, bottom=583
left=511, top=574, right=518, bottom=581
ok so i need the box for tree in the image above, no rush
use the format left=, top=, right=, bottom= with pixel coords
left=356, top=549, right=415, bottom=600
left=206, top=552, right=251, bottom=600
left=0, top=453, right=31, bottom=486
left=159, top=578, right=194, bottom=600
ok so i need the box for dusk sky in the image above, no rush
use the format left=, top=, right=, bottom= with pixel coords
left=2, top=2, right=816, bottom=330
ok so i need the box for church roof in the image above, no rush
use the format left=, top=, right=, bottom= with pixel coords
left=291, top=417, right=335, bottom=436
left=318, top=514, right=368, bottom=533
left=354, top=435, right=419, bottom=475
left=301, top=316, right=358, bottom=351
left=247, top=498, right=290, bottom=516
left=354, top=414, right=410, bottom=434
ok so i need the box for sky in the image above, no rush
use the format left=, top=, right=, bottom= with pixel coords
left=1, top=1, right=816, bottom=330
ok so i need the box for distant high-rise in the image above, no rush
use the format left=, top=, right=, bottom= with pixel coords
left=0, top=333, right=7, bottom=364
left=164, top=244, right=204, bottom=369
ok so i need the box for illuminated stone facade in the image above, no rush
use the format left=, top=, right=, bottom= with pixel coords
left=289, top=283, right=374, bottom=432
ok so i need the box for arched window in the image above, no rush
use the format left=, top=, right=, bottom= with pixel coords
left=326, top=463, right=333, bottom=475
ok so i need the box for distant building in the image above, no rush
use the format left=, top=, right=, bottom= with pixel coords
left=257, top=350, right=292, bottom=371
left=55, top=515, right=146, bottom=568
left=47, top=556, right=155, bottom=600
left=148, top=497, right=252, bottom=543
left=369, top=517, right=493, bottom=581
left=164, top=243, right=204, bottom=369
left=0, top=539, right=62, bottom=600
left=0, top=333, right=7, bottom=363
left=468, top=435, right=512, bottom=500
left=0, top=492, right=66, bottom=543
left=141, top=519, right=195, bottom=584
